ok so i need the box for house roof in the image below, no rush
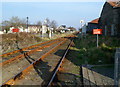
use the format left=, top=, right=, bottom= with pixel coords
left=89, top=18, right=99, bottom=24
left=68, top=27, right=76, bottom=30
left=107, top=0, right=120, bottom=7
left=28, top=25, right=40, bottom=27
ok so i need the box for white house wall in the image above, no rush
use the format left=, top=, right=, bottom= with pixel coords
left=42, top=25, right=48, bottom=34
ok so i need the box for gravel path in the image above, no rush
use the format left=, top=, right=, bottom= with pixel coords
left=55, top=45, right=82, bottom=87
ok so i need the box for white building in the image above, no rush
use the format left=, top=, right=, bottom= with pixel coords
left=41, top=24, right=49, bottom=34
left=7, top=23, right=51, bottom=34
left=28, top=25, right=41, bottom=33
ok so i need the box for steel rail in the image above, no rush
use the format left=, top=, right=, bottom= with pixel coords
left=1, top=38, right=67, bottom=86
left=1, top=32, right=77, bottom=57
left=46, top=39, right=73, bottom=87
left=0, top=37, right=62, bottom=57
left=0, top=39, right=63, bottom=66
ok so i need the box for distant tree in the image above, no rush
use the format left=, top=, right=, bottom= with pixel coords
left=37, top=21, right=42, bottom=28
left=44, top=18, right=51, bottom=26
left=20, top=18, right=27, bottom=28
left=2, top=20, right=10, bottom=26
left=0, top=23, right=2, bottom=31
left=2, top=20, right=11, bottom=33
left=50, top=20, right=57, bottom=29
left=2, top=16, right=27, bottom=33
left=9, top=16, right=26, bottom=28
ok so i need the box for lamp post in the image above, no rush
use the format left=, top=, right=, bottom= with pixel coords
left=26, top=17, right=29, bottom=32
left=80, top=20, right=84, bottom=28
left=80, top=20, right=84, bottom=33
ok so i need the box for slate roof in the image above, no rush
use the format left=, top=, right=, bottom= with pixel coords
left=107, top=0, right=120, bottom=7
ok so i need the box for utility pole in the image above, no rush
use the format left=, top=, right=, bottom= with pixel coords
left=26, top=17, right=29, bottom=32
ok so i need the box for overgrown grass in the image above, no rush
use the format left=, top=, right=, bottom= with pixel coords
left=71, top=34, right=120, bottom=65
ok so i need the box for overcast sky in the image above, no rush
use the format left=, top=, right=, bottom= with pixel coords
left=1, top=0, right=105, bottom=29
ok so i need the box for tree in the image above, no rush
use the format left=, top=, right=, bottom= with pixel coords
left=2, top=20, right=11, bottom=33
left=2, top=20, right=10, bottom=26
left=0, top=23, right=2, bottom=31
left=9, top=16, right=26, bottom=28
left=44, top=18, right=51, bottom=26
left=2, top=16, right=27, bottom=33
left=37, top=21, right=42, bottom=28
left=50, top=20, right=57, bottom=29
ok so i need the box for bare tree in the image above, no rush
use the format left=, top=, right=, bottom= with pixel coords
left=0, top=23, right=2, bottom=31
left=2, top=16, right=27, bottom=33
left=44, top=18, right=51, bottom=26
left=50, top=20, right=57, bottom=29
left=2, top=20, right=11, bottom=33
left=37, top=21, right=42, bottom=28
left=2, top=20, right=10, bottom=26
left=9, top=16, right=26, bottom=28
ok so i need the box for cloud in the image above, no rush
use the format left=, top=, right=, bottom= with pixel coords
left=2, top=0, right=106, bottom=2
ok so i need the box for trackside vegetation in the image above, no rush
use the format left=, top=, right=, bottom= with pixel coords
left=70, top=34, right=120, bottom=65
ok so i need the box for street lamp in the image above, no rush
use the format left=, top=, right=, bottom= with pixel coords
left=80, top=20, right=84, bottom=28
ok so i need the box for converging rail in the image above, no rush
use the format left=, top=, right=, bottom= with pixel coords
left=0, top=39, right=55, bottom=57
left=1, top=38, right=67, bottom=86
left=0, top=38, right=63, bottom=66
left=46, top=38, right=74, bottom=87
left=1, top=33, right=77, bottom=86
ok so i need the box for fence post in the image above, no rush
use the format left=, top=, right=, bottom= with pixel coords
left=114, top=48, right=120, bottom=87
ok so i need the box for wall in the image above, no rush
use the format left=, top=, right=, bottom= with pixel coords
left=99, top=2, right=120, bottom=36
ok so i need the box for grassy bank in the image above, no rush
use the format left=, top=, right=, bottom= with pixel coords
left=70, top=34, right=120, bottom=65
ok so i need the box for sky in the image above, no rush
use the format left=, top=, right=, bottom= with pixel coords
left=1, top=0, right=105, bottom=29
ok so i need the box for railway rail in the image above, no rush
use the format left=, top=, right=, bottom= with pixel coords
left=46, top=38, right=73, bottom=87
left=1, top=33, right=77, bottom=86
left=1, top=38, right=63, bottom=66
left=0, top=37, right=63, bottom=64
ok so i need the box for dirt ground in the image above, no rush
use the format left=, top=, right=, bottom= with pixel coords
left=1, top=32, right=42, bottom=54
left=0, top=32, right=72, bottom=54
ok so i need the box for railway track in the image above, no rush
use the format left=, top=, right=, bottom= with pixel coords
left=1, top=34, right=77, bottom=86
left=0, top=37, right=63, bottom=64
left=46, top=38, right=73, bottom=87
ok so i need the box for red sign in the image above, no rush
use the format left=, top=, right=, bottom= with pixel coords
left=93, top=29, right=102, bottom=34
left=12, top=28, right=19, bottom=32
